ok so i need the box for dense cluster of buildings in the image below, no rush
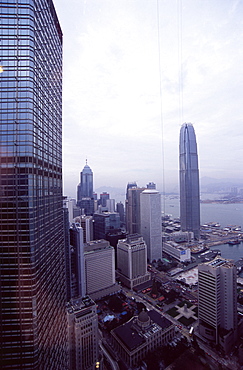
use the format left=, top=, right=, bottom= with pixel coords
left=0, top=1, right=241, bottom=369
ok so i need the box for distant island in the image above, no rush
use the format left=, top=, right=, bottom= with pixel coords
left=201, top=198, right=243, bottom=204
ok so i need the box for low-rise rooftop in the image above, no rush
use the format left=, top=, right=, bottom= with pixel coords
left=112, top=310, right=172, bottom=351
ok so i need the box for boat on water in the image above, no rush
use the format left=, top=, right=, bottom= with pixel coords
left=228, top=239, right=241, bottom=245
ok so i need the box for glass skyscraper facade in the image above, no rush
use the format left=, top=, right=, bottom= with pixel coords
left=77, top=162, right=93, bottom=199
left=179, top=123, right=200, bottom=240
left=140, top=189, right=162, bottom=262
left=77, top=162, right=94, bottom=215
left=0, top=1, right=67, bottom=369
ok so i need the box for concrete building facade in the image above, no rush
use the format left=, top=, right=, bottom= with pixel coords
left=198, top=257, right=238, bottom=352
left=106, top=198, right=116, bottom=212
left=67, top=296, right=99, bottom=370
left=163, top=241, right=191, bottom=262
left=84, top=240, right=118, bottom=300
left=117, top=234, right=151, bottom=289
left=74, top=215, right=93, bottom=243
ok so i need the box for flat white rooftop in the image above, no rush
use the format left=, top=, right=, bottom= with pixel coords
left=175, top=267, right=198, bottom=285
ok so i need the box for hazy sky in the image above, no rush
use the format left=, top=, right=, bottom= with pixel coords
left=54, top=0, right=243, bottom=198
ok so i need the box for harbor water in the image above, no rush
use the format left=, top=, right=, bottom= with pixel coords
left=162, top=195, right=243, bottom=262
left=162, top=195, right=243, bottom=229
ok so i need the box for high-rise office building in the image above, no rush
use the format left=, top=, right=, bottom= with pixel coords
left=67, top=296, right=99, bottom=370
left=179, top=123, right=200, bottom=239
left=116, top=201, right=125, bottom=225
left=106, top=198, right=115, bottom=212
left=198, top=257, right=238, bottom=352
left=84, top=240, right=118, bottom=300
left=65, top=197, right=77, bottom=223
left=117, top=234, right=151, bottom=289
left=98, top=191, right=110, bottom=207
left=77, top=162, right=94, bottom=215
left=73, top=215, right=94, bottom=243
left=140, top=189, right=162, bottom=262
left=93, top=211, right=120, bottom=240
left=125, top=182, right=137, bottom=232
left=69, top=223, right=86, bottom=299
left=125, top=185, right=145, bottom=234
left=77, top=161, right=93, bottom=199
left=80, top=216, right=93, bottom=243
left=0, top=1, right=67, bottom=369
left=64, top=203, right=72, bottom=302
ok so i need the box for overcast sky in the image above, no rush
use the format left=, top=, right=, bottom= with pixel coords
left=54, top=0, right=243, bottom=198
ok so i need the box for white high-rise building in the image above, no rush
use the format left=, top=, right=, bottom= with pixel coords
left=198, top=257, right=237, bottom=352
left=66, top=198, right=76, bottom=223
left=84, top=240, right=118, bottom=300
left=117, top=234, right=151, bottom=289
left=74, top=215, right=93, bottom=242
left=140, top=189, right=162, bottom=262
left=106, top=198, right=116, bottom=212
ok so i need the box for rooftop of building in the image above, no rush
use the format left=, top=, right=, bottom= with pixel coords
left=112, top=309, right=172, bottom=351
left=181, top=122, right=193, bottom=128
left=118, top=234, right=145, bottom=246
left=84, top=239, right=113, bottom=253
left=164, top=241, right=189, bottom=251
left=66, top=295, right=95, bottom=314
left=93, top=211, right=119, bottom=217
left=82, top=163, right=93, bottom=174
left=141, top=189, right=159, bottom=194
left=204, top=256, right=235, bottom=268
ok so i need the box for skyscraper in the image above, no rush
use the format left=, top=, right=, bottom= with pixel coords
left=0, top=1, right=67, bottom=368
left=125, top=184, right=145, bottom=234
left=98, top=191, right=110, bottom=207
left=93, top=211, right=120, bottom=240
left=69, top=223, right=86, bottom=299
left=140, top=189, right=162, bottom=262
left=77, top=161, right=93, bottom=199
left=77, top=161, right=94, bottom=215
left=67, top=296, right=99, bottom=370
left=198, top=257, right=238, bottom=352
left=179, top=123, right=200, bottom=239
left=116, top=201, right=125, bottom=225
left=106, top=198, right=115, bottom=212
left=117, top=234, right=151, bottom=289
left=84, top=240, right=117, bottom=300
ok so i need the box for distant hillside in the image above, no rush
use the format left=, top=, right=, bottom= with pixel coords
left=200, top=177, right=243, bottom=193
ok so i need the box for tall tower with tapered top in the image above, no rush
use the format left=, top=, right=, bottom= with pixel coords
left=77, top=161, right=94, bottom=215
left=179, top=123, right=200, bottom=239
